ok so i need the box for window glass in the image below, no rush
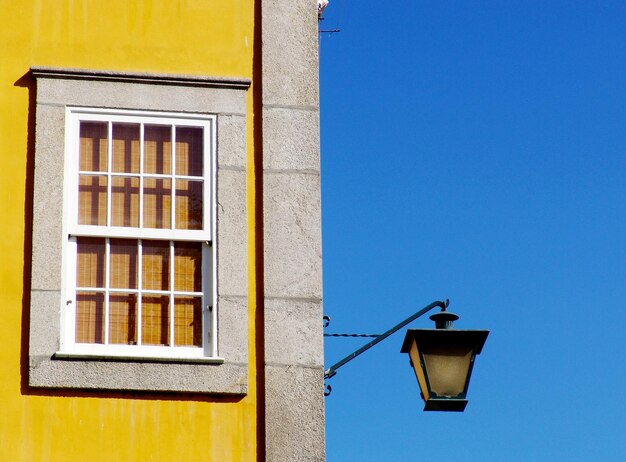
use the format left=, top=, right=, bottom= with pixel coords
left=142, top=295, right=170, bottom=346
left=78, top=175, right=107, bottom=225
left=174, top=242, right=202, bottom=292
left=174, top=296, right=202, bottom=347
left=75, top=292, right=104, bottom=344
left=144, top=125, right=171, bottom=174
left=175, top=180, right=203, bottom=230
left=111, top=176, right=140, bottom=227
left=79, top=122, right=107, bottom=172
left=175, top=127, right=203, bottom=176
left=112, top=123, right=140, bottom=173
left=143, top=178, right=172, bottom=229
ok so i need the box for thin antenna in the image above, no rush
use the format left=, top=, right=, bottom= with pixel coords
left=317, top=0, right=340, bottom=52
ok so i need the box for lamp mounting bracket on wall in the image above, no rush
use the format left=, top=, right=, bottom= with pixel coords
left=323, top=299, right=449, bottom=382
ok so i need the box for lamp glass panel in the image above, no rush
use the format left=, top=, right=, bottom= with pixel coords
left=409, top=341, right=431, bottom=400
left=422, top=345, right=473, bottom=397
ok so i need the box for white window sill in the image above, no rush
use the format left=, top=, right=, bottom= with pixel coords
left=54, top=351, right=225, bottom=364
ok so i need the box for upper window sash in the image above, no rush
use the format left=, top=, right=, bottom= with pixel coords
left=65, top=108, right=215, bottom=241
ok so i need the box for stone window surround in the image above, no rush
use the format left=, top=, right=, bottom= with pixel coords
left=28, top=67, right=250, bottom=394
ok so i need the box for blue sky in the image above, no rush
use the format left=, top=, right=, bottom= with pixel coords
left=319, top=2, right=626, bottom=460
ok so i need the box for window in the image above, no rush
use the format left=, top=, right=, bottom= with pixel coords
left=29, top=67, right=250, bottom=393
left=62, top=109, right=216, bottom=359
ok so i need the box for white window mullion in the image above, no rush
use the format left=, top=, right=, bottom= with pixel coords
left=137, top=239, right=143, bottom=346
left=104, top=238, right=111, bottom=345
left=139, top=123, right=144, bottom=229
left=170, top=174, right=204, bottom=181
left=171, top=125, right=177, bottom=231
left=106, top=121, right=113, bottom=227
left=169, top=240, right=175, bottom=346
left=72, top=224, right=206, bottom=241
left=107, top=288, right=139, bottom=294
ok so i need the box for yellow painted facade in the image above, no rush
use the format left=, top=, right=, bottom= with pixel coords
left=0, top=1, right=259, bottom=460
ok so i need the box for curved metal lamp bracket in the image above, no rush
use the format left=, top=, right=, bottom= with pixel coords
left=323, top=299, right=449, bottom=394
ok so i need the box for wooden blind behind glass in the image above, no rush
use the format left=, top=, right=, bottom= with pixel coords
left=78, top=122, right=204, bottom=230
left=75, top=119, right=206, bottom=349
left=75, top=238, right=203, bottom=346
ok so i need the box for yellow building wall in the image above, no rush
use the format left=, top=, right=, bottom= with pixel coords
left=0, top=1, right=258, bottom=460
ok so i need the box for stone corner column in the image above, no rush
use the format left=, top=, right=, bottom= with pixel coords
left=261, top=0, right=325, bottom=461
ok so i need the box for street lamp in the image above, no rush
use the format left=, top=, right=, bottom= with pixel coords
left=401, top=309, right=489, bottom=412
left=324, top=300, right=489, bottom=412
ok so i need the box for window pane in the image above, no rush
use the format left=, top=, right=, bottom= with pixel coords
left=111, top=176, right=139, bottom=227
left=109, top=239, right=138, bottom=289
left=109, top=293, right=137, bottom=345
left=75, top=292, right=104, bottom=344
left=144, top=125, right=171, bottom=174
left=79, top=122, right=107, bottom=172
left=174, top=242, right=202, bottom=292
left=142, top=241, right=170, bottom=291
left=78, top=175, right=107, bottom=225
left=175, top=180, right=203, bottom=230
left=175, top=127, right=203, bottom=176
left=142, top=295, right=170, bottom=346
left=143, top=178, right=172, bottom=229
left=174, top=297, right=202, bottom=347
left=112, top=123, right=140, bottom=173
left=76, top=237, right=105, bottom=288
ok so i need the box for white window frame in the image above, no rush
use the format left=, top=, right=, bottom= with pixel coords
left=59, top=107, right=219, bottom=360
